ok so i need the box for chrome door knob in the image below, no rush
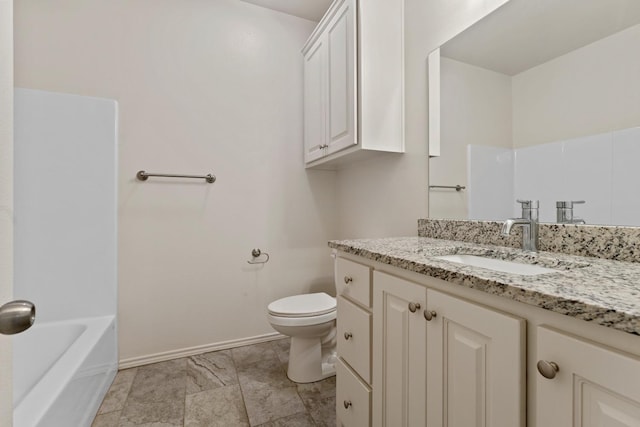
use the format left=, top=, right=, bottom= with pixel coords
left=408, top=302, right=421, bottom=313
left=424, top=310, right=437, bottom=321
left=537, top=360, right=559, bottom=379
left=343, top=400, right=352, bottom=409
left=0, top=300, right=36, bottom=335
left=344, top=332, right=353, bottom=340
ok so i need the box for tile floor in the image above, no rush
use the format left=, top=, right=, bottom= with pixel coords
left=91, top=338, right=336, bottom=427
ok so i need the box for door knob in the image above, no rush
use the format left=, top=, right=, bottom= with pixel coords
left=408, top=302, right=421, bottom=313
left=344, top=276, right=353, bottom=284
left=343, top=400, right=352, bottom=409
left=344, top=332, right=353, bottom=340
left=537, top=360, right=559, bottom=379
left=0, top=300, right=36, bottom=335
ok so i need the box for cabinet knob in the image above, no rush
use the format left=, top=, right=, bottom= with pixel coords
left=344, top=276, right=353, bottom=284
left=537, top=360, right=559, bottom=379
left=423, top=310, right=437, bottom=321
left=343, top=400, right=352, bottom=409
left=408, top=302, right=421, bottom=313
left=344, top=332, right=353, bottom=340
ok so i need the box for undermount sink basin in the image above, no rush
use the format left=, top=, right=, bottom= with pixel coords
left=434, top=254, right=559, bottom=276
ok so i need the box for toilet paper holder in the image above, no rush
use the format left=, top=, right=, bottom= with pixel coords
left=247, top=248, right=270, bottom=265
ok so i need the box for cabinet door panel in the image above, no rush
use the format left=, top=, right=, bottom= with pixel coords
left=303, top=38, right=325, bottom=163
left=427, top=289, right=525, bottom=427
left=326, top=0, right=356, bottom=155
left=372, top=272, right=426, bottom=427
left=537, top=327, right=640, bottom=427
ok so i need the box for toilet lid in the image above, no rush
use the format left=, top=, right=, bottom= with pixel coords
left=268, top=292, right=336, bottom=317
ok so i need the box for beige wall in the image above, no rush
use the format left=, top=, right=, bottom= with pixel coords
left=513, top=23, right=640, bottom=148
left=0, top=0, right=12, bottom=420
left=336, top=0, right=510, bottom=238
left=15, top=0, right=338, bottom=363
left=429, top=57, right=512, bottom=219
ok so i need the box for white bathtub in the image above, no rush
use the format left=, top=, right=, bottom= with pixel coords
left=13, top=316, right=117, bottom=427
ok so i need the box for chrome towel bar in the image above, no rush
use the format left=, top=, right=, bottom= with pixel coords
left=136, top=170, right=216, bottom=183
left=429, top=185, right=466, bottom=191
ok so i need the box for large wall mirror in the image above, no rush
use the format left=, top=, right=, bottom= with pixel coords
left=428, top=0, right=640, bottom=226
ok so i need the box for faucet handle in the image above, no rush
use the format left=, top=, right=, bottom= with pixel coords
left=516, top=199, right=539, bottom=208
left=556, top=200, right=585, bottom=208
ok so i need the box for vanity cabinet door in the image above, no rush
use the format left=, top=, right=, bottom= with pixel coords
left=426, top=289, right=525, bottom=427
left=372, top=271, right=426, bottom=427
left=536, top=327, right=640, bottom=426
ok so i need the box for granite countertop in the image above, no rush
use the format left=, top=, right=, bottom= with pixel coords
left=328, top=237, right=640, bottom=336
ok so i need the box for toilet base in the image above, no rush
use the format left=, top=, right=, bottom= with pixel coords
left=286, top=335, right=337, bottom=384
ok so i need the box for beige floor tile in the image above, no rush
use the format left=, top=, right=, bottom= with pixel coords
left=93, top=340, right=335, bottom=427
left=127, top=358, right=187, bottom=404
left=184, top=384, right=249, bottom=427
left=98, top=368, right=138, bottom=414
left=306, top=396, right=336, bottom=427
left=187, top=350, right=238, bottom=394
left=256, top=411, right=315, bottom=427
left=242, top=385, right=306, bottom=426
left=232, top=342, right=280, bottom=367
left=119, top=399, right=185, bottom=426
left=91, top=410, right=121, bottom=427
left=237, top=357, right=295, bottom=390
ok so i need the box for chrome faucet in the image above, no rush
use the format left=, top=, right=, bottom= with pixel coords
left=556, top=200, right=586, bottom=224
left=502, top=200, right=539, bottom=252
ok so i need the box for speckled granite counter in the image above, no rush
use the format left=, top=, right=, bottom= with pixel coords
left=328, top=237, right=640, bottom=336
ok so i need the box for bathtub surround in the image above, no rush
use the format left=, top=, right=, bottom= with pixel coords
left=0, top=0, right=13, bottom=423
left=92, top=338, right=336, bottom=427
left=13, top=89, right=118, bottom=426
left=14, top=0, right=338, bottom=365
left=419, top=219, right=640, bottom=263
left=467, top=126, right=640, bottom=224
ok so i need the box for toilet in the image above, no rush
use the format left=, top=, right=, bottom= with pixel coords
left=267, top=292, right=337, bottom=383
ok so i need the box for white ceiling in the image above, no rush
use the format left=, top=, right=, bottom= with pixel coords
left=238, top=0, right=332, bottom=22
left=442, top=0, right=640, bottom=76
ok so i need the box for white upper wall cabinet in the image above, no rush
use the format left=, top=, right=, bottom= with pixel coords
left=302, top=0, right=405, bottom=169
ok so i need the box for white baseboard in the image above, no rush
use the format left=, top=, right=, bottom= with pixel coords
left=118, top=332, right=286, bottom=369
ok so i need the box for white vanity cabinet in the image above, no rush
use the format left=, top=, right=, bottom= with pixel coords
left=425, top=289, right=525, bottom=427
left=302, top=0, right=404, bottom=169
left=372, top=271, right=427, bottom=427
left=372, top=271, right=525, bottom=427
left=536, top=327, right=640, bottom=426
left=335, top=257, right=373, bottom=426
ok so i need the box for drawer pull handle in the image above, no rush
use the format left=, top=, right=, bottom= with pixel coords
left=344, top=332, right=353, bottom=340
left=408, top=302, right=421, bottom=313
left=344, top=400, right=352, bottom=409
left=537, top=360, right=559, bottom=379
left=424, top=310, right=437, bottom=321
left=344, top=276, right=353, bottom=284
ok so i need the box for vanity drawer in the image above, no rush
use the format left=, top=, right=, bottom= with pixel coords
left=336, top=257, right=372, bottom=307
left=337, top=358, right=371, bottom=427
left=337, top=296, right=371, bottom=383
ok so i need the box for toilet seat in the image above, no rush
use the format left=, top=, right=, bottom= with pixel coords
left=268, top=292, right=336, bottom=327
left=268, top=292, right=336, bottom=317
left=267, top=310, right=336, bottom=327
